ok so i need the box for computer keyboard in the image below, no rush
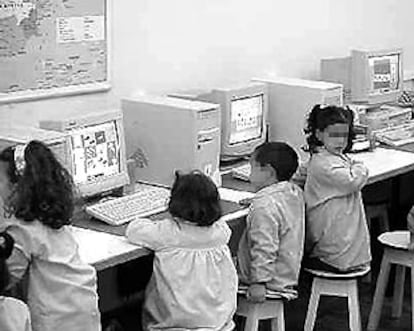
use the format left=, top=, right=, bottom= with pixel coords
left=85, top=184, right=170, bottom=226
left=398, top=91, right=414, bottom=108
left=375, top=121, right=414, bottom=146
left=231, top=163, right=251, bottom=182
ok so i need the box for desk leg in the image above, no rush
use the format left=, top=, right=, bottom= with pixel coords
left=390, top=176, right=401, bottom=230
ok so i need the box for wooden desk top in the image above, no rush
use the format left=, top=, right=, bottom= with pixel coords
left=70, top=226, right=149, bottom=271
left=351, top=147, right=414, bottom=184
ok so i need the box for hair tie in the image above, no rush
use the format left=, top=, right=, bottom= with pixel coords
left=14, top=143, right=27, bottom=176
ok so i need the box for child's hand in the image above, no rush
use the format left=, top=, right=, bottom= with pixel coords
left=247, top=283, right=266, bottom=303
left=239, top=197, right=253, bottom=207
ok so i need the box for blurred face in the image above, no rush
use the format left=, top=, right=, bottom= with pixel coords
left=317, top=123, right=349, bottom=155
left=0, top=162, right=12, bottom=203
left=249, top=157, right=276, bottom=189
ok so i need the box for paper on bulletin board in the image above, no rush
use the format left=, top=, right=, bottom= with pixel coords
left=57, top=16, right=105, bottom=43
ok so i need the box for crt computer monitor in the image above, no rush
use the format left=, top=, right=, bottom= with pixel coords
left=40, top=109, right=129, bottom=198
left=194, top=83, right=268, bottom=161
left=351, top=48, right=403, bottom=104
left=321, top=48, right=403, bottom=105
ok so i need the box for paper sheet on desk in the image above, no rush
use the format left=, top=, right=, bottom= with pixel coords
left=218, top=187, right=255, bottom=203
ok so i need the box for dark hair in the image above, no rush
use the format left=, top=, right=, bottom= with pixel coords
left=168, top=170, right=221, bottom=226
left=253, top=142, right=299, bottom=181
left=0, top=232, right=14, bottom=295
left=304, top=104, right=355, bottom=154
left=0, top=140, right=75, bottom=229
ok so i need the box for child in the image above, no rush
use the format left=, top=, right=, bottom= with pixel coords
left=0, top=231, right=32, bottom=331
left=237, top=142, right=305, bottom=302
left=304, top=105, right=371, bottom=272
left=0, top=141, right=101, bottom=331
left=126, top=170, right=237, bottom=331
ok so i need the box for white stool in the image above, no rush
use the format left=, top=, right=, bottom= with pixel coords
left=236, top=286, right=297, bottom=331
left=304, top=267, right=370, bottom=331
left=367, top=231, right=414, bottom=330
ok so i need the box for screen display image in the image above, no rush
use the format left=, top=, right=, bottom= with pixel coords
left=229, top=94, right=264, bottom=145
left=368, top=54, right=400, bottom=94
left=69, top=121, right=121, bottom=184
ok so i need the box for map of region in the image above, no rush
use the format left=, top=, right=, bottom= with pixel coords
left=0, top=0, right=107, bottom=95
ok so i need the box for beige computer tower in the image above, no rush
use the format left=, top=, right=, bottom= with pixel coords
left=253, top=77, right=343, bottom=160
left=0, top=125, right=70, bottom=169
left=122, top=95, right=221, bottom=187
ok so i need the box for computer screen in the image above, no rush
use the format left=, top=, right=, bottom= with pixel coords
left=69, top=121, right=122, bottom=186
left=40, top=109, right=129, bottom=198
left=229, top=94, right=264, bottom=145
left=368, top=53, right=401, bottom=94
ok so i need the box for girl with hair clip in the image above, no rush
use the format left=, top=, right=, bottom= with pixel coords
left=303, top=104, right=371, bottom=272
left=126, top=170, right=237, bottom=331
left=0, top=140, right=101, bottom=331
left=0, top=231, right=32, bottom=331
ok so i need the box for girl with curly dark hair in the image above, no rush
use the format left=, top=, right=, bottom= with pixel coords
left=303, top=105, right=371, bottom=272
left=0, top=140, right=101, bottom=331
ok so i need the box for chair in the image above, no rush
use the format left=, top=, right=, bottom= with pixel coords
left=304, top=266, right=370, bottom=331
left=235, top=285, right=297, bottom=331
left=367, top=231, right=414, bottom=331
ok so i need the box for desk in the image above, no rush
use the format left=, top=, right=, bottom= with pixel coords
left=351, top=147, right=414, bottom=185
left=72, top=192, right=249, bottom=268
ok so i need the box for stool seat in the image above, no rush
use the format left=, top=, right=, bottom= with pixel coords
left=304, top=266, right=369, bottom=331
left=367, top=231, right=414, bottom=331
left=237, top=284, right=298, bottom=301
left=305, top=267, right=370, bottom=279
left=378, top=230, right=410, bottom=250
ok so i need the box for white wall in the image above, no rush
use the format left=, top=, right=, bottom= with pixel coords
left=1, top=0, right=413, bottom=125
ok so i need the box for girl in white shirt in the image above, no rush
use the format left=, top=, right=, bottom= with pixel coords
left=0, top=141, right=101, bottom=331
left=0, top=231, right=32, bottom=331
left=304, top=105, right=371, bottom=272
left=126, top=170, right=237, bottom=331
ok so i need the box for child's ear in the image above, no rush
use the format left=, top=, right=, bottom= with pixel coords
left=266, top=164, right=278, bottom=181
left=315, top=129, right=324, bottom=141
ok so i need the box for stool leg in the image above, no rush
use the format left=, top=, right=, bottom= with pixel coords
left=367, top=251, right=392, bottom=330
left=304, top=279, right=321, bottom=331
left=244, top=310, right=259, bottom=331
left=270, top=303, right=285, bottom=331
left=379, top=209, right=390, bottom=233
left=348, top=280, right=362, bottom=331
left=392, top=265, right=406, bottom=318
